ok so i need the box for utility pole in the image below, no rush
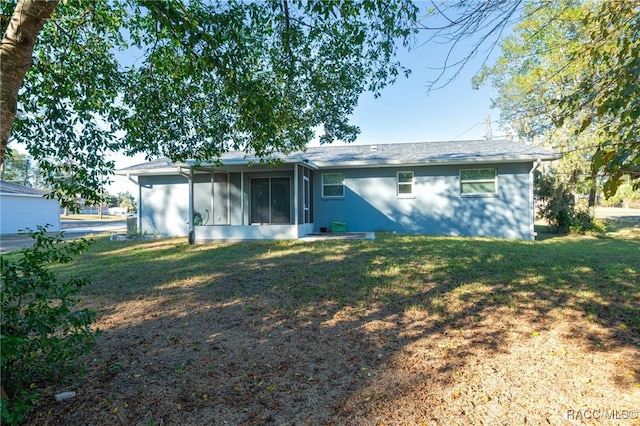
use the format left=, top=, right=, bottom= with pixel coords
left=486, top=115, right=493, bottom=140
left=24, top=159, right=30, bottom=186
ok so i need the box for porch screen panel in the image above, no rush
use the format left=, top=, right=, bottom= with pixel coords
left=251, top=179, right=270, bottom=223
left=213, top=173, right=229, bottom=225
left=270, top=178, right=290, bottom=224
left=250, top=177, right=291, bottom=224
left=193, top=174, right=212, bottom=225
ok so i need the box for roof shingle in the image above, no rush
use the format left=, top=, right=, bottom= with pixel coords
left=117, top=139, right=560, bottom=174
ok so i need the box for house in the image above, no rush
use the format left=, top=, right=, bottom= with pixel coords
left=115, top=139, right=561, bottom=241
left=0, top=180, right=61, bottom=234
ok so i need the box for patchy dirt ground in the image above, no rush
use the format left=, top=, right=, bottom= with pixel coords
left=22, top=225, right=640, bottom=425
left=26, top=294, right=639, bottom=425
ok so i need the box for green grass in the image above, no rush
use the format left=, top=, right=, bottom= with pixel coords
left=52, top=232, right=640, bottom=335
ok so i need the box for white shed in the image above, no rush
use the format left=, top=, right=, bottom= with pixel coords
left=0, top=180, right=60, bottom=234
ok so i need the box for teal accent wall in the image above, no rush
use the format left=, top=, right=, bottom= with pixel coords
left=312, top=163, right=533, bottom=239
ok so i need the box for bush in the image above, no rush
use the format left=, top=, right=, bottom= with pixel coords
left=570, top=210, right=607, bottom=234
left=536, top=173, right=575, bottom=233
left=0, top=226, right=97, bottom=425
left=535, top=173, right=603, bottom=234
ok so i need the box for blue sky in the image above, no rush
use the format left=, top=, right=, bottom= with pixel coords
left=344, top=44, right=500, bottom=146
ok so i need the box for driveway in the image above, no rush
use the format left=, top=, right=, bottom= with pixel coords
left=0, top=219, right=126, bottom=254
left=594, top=206, right=640, bottom=218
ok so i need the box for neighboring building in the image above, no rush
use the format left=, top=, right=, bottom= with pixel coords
left=116, top=139, right=561, bottom=241
left=0, top=180, right=60, bottom=234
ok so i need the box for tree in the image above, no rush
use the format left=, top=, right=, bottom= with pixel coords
left=561, top=2, right=640, bottom=197
left=0, top=150, right=40, bottom=186
left=117, top=191, right=137, bottom=212
left=1, top=0, right=418, bottom=206
left=430, top=0, right=639, bottom=198
left=472, top=0, right=600, bottom=202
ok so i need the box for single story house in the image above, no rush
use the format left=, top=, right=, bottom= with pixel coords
left=0, top=180, right=61, bottom=234
left=116, top=139, right=560, bottom=241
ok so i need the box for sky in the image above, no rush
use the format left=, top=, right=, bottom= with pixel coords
left=343, top=43, right=501, bottom=145
left=108, top=31, right=505, bottom=195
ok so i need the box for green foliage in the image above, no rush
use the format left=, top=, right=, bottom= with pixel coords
left=569, top=210, right=606, bottom=235
left=566, top=2, right=640, bottom=197
left=0, top=227, right=97, bottom=425
left=602, top=177, right=640, bottom=208
left=3, top=0, right=418, bottom=206
left=535, top=172, right=575, bottom=233
left=0, top=150, right=39, bottom=187
left=117, top=191, right=137, bottom=211
left=473, top=0, right=640, bottom=198
left=535, top=172, right=603, bottom=234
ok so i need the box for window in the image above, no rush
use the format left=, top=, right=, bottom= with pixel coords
left=397, top=171, right=414, bottom=198
left=322, top=173, right=344, bottom=198
left=460, top=169, right=497, bottom=195
left=250, top=177, right=291, bottom=224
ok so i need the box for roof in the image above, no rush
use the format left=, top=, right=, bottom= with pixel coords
left=116, top=139, right=561, bottom=175
left=300, top=139, right=560, bottom=167
left=0, top=180, right=47, bottom=196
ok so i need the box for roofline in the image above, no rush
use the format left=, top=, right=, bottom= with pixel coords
left=310, top=154, right=561, bottom=169
left=115, top=167, right=180, bottom=176
left=0, top=192, right=51, bottom=198
left=115, top=160, right=320, bottom=176
left=116, top=153, right=561, bottom=176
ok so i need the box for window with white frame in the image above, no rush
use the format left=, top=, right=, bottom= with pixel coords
left=397, top=171, right=414, bottom=198
left=460, top=168, right=497, bottom=195
left=322, top=173, right=344, bottom=198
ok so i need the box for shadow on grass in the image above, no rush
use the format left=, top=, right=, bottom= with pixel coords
left=35, top=233, right=640, bottom=424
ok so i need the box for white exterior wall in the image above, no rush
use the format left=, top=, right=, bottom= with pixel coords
left=0, top=194, right=61, bottom=234
left=194, top=223, right=314, bottom=242
left=139, top=175, right=190, bottom=237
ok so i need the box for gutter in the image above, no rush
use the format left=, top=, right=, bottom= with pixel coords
left=529, top=159, right=542, bottom=239
left=126, top=173, right=138, bottom=186
left=312, top=155, right=560, bottom=169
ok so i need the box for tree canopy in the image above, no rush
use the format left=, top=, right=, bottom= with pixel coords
left=470, top=0, right=640, bottom=197
left=1, top=0, right=418, bottom=205
left=2, top=0, right=639, bottom=202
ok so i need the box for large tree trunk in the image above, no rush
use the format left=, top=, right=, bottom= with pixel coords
left=0, top=0, right=58, bottom=166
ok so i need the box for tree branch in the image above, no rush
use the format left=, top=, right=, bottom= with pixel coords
left=0, top=0, right=59, bottom=165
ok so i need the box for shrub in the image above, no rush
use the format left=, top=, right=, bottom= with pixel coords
left=570, top=210, right=606, bottom=234
left=0, top=226, right=97, bottom=425
left=535, top=173, right=603, bottom=234
left=536, top=173, right=575, bottom=233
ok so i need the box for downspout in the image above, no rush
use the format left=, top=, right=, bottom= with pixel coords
left=529, top=159, right=542, bottom=239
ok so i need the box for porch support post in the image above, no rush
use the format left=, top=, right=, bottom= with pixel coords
left=240, top=165, right=245, bottom=225
left=214, top=166, right=219, bottom=225
left=529, top=158, right=541, bottom=239
left=293, top=164, right=299, bottom=227
left=188, top=167, right=195, bottom=244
